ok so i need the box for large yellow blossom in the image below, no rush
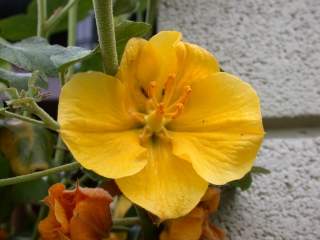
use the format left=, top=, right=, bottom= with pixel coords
left=58, top=31, right=264, bottom=219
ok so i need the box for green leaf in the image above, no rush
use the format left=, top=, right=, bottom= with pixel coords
left=51, top=46, right=95, bottom=72
left=79, top=52, right=104, bottom=72
left=0, top=120, right=54, bottom=175
left=11, top=178, right=49, bottom=203
left=0, top=152, right=11, bottom=178
left=114, top=0, right=138, bottom=16
left=115, top=20, right=151, bottom=60
left=229, top=173, right=253, bottom=191
left=80, top=21, right=151, bottom=72
left=0, top=68, right=31, bottom=90
left=251, top=166, right=271, bottom=175
left=0, top=37, right=94, bottom=79
left=0, top=0, right=93, bottom=41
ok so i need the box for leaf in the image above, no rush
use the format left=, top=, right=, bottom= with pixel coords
left=229, top=173, right=253, bottom=191
left=0, top=37, right=94, bottom=78
left=0, top=152, right=11, bottom=178
left=115, top=20, right=151, bottom=60
left=114, top=0, right=138, bottom=16
left=0, top=68, right=31, bottom=90
left=78, top=50, right=104, bottom=72
left=251, top=166, right=271, bottom=175
left=229, top=166, right=270, bottom=191
left=51, top=46, right=95, bottom=72
left=0, top=119, right=54, bottom=175
left=80, top=20, right=151, bottom=71
left=11, top=179, right=49, bottom=203
left=0, top=0, right=93, bottom=41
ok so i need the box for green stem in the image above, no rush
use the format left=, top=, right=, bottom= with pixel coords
left=67, top=1, right=78, bottom=76
left=92, top=0, right=118, bottom=75
left=0, top=110, right=48, bottom=129
left=68, top=1, right=78, bottom=47
left=45, top=0, right=79, bottom=35
left=53, top=137, right=65, bottom=166
left=134, top=205, right=157, bottom=239
left=0, top=162, right=80, bottom=187
left=113, top=217, right=140, bottom=226
left=37, top=0, right=47, bottom=37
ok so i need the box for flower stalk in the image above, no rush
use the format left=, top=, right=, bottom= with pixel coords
left=0, top=162, right=80, bottom=187
left=92, top=0, right=118, bottom=75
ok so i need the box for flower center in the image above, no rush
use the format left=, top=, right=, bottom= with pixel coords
left=130, top=75, right=192, bottom=145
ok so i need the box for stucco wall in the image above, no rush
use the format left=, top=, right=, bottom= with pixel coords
left=159, top=1, right=320, bottom=239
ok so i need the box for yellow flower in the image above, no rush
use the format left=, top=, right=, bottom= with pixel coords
left=58, top=31, right=264, bottom=219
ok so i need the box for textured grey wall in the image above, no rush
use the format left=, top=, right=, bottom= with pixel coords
left=159, top=0, right=320, bottom=239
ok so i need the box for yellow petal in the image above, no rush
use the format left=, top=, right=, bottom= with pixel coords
left=117, top=31, right=182, bottom=110
left=168, top=73, right=264, bottom=185
left=163, top=40, right=219, bottom=106
left=117, top=38, right=159, bottom=112
left=61, top=130, right=147, bottom=178
left=58, top=72, right=135, bottom=132
left=116, top=140, right=208, bottom=220
left=58, top=72, right=147, bottom=178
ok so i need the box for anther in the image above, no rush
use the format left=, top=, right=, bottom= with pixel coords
left=180, top=85, right=192, bottom=105
left=166, top=103, right=184, bottom=119
left=165, top=74, right=176, bottom=91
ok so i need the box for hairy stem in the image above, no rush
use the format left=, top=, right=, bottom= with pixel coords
left=92, top=0, right=118, bottom=75
left=37, top=0, right=47, bottom=37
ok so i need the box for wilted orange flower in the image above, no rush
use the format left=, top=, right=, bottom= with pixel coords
left=38, top=183, right=112, bottom=240
left=160, top=187, right=226, bottom=240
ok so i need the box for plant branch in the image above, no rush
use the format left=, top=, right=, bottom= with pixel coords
left=53, top=137, right=66, bottom=166
left=45, top=0, right=80, bottom=35
left=0, top=110, right=49, bottom=128
left=67, top=0, right=78, bottom=76
left=92, top=0, right=118, bottom=75
left=0, top=162, right=80, bottom=187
